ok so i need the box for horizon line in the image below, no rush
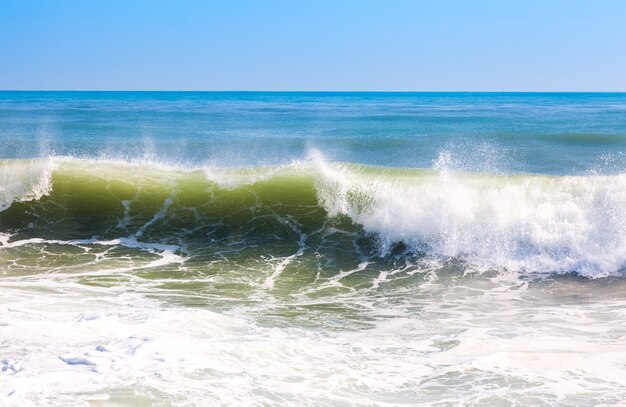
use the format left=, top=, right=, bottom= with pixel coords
left=2, top=89, right=626, bottom=93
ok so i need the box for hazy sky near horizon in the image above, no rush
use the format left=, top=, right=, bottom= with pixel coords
left=1, top=0, right=625, bottom=91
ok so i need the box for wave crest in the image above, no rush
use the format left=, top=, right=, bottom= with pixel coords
left=0, top=158, right=54, bottom=211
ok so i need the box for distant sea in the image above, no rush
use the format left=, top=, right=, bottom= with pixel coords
left=2, top=92, right=626, bottom=406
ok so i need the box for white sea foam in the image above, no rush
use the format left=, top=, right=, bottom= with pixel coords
left=313, top=151, right=626, bottom=277
left=0, top=158, right=54, bottom=212
left=261, top=214, right=307, bottom=290
left=0, top=234, right=184, bottom=278
left=3, top=270, right=626, bottom=406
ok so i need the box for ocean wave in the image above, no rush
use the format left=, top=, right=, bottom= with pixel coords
left=1, top=156, right=626, bottom=277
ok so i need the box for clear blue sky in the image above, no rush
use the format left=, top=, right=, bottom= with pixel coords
left=1, top=0, right=625, bottom=91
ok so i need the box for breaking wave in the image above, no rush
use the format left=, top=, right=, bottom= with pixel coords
left=2, top=155, right=626, bottom=277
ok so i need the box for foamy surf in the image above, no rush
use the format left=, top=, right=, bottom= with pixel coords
left=3, top=91, right=626, bottom=406
left=3, top=258, right=626, bottom=406
left=0, top=158, right=54, bottom=211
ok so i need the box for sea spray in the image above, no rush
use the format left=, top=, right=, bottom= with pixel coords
left=314, top=157, right=626, bottom=277
left=0, top=158, right=54, bottom=211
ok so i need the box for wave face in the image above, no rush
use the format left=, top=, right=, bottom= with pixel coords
left=2, top=157, right=626, bottom=277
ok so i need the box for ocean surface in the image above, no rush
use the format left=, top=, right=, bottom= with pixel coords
left=2, top=91, right=626, bottom=406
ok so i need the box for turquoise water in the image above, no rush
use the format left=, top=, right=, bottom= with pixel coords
left=2, top=92, right=626, bottom=173
left=2, top=92, right=626, bottom=406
